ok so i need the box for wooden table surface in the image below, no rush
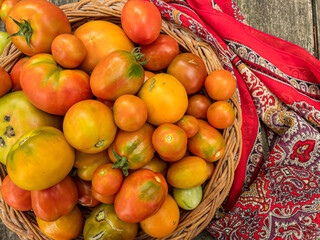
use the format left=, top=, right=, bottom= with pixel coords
left=0, top=0, right=319, bottom=239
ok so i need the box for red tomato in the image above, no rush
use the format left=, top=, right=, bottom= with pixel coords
left=121, top=0, right=162, bottom=44
left=0, top=65, right=12, bottom=97
left=111, top=123, right=155, bottom=173
left=37, top=206, right=84, bottom=240
left=20, top=53, right=92, bottom=115
left=90, top=49, right=144, bottom=101
left=113, top=94, right=147, bottom=132
left=188, top=120, right=226, bottom=162
left=92, top=163, right=123, bottom=196
left=204, top=69, right=236, bottom=100
left=176, top=115, right=199, bottom=138
left=207, top=100, right=235, bottom=129
left=152, top=123, right=187, bottom=162
left=167, top=53, right=207, bottom=95
left=0, top=0, right=19, bottom=23
left=140, top=34, right=179, bottom=71
left=9, top=56, right=29, bottom=91
left=114, top=169, right=168, bottom=223
left=74, top=20, right=134, bottom=73
left=91, top=188, right=115, bottom=204
left=63, top=100, right=117, bottom=154
left=186, top=94, right=212, bottom=119
left=31, top=176, right=78, bottom=222
left=1, top=175, right=31, bottom=211
left=51, top=33, right=86, bottom=69
left=6, top=0, right=71, bottom=56
left=73, top=177, right=100, bottom=207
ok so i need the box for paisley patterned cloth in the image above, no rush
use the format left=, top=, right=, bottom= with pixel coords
left=150, top=0, right=320, bottom=239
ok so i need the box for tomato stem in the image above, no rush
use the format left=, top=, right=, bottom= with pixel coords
left=131, top=47, right=150, bottom=66
left=111, top=146, right=130, bottom=176
left=8, top=17, right=33, bottom=49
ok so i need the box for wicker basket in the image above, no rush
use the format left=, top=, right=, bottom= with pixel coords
left=0, top=0, right=242, bottom=239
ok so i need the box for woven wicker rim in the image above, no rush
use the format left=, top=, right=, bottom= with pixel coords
left=0, top=0, right=242, bottom=239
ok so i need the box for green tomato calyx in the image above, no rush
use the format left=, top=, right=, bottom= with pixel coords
left=111, top=146, right=129, bottom=176
left=131, top=47, right=150, bottom=66
left=8, top=17, right=33, bottom=49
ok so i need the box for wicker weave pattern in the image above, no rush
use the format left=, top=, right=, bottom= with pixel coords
left=0, top=0, right=242, bottom=239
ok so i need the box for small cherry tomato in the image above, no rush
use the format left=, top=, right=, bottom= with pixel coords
left=10, top=56, right=29, bottom=91
left=51, top=33, right=86, bottom=68
left=186, top=94, right=212, bottom=119
left=121, top=0, right=162, bottom=44
left=113, top=94, right=147, bottom=132
left=204, top=69, right=236, bottom=100
left=140, top=34, right=179, bottom=71
left=144, top=70, right=155, bottom=82
left=176, top=115, right=199, bottom=138
left=207, top=100, right=235, bottom=129
left=152, top=123, right=187, bottom=162
left=167, top=53, right=207, bottom=95
left=1, top=175, right=31, bottom=211
left=92, top=163, right=123, bottom=196
left=206, top=162, right=215, bottom=180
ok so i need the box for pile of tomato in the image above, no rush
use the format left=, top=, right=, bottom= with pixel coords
left=0, top=0, right=237, bottom=239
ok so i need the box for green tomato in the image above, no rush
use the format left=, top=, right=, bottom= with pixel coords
left=83, top=204, right=138, bottom=240
left=173, top=185, right=203, bottom=210
left=0, top=31, right=10, bottom=55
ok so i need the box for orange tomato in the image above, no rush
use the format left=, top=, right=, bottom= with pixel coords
left=166, top=156, right=208, bottom=189
left=74, top=150, right=111, bottom=181
left=144, top=70, right=155, bottom=82
left=0, top=66, right=12, bottom=97
left=176, top=115, right=199, bottom=138
left=140, top=194, right=180, bottom=238
left=186, top=94, right=212, bottom=119
left=206, top=162, right=215, bottom=180
left=207, top=100, right=235, bottom=129
left=152, top=123, right=187, bottom=162
left=91, top=188, right=115, bottom=204
left=63, top=99, right=117, bottom=154
left=113, top=94, right=147, bottom=132
left=37, top=206, right=84, bottom=240
left=9, top=56, right=30, bottom=91
left=74, top=20, right=134, bottom=73
left=51, top=33, right=86, bottom=69
left=142, top=155, right=168, bottom=176
left=138, top=73, right=188, bottom=126
left=204, top=69, right=236, bottom=100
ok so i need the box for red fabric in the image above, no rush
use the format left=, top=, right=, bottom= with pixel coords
left=150, top=0, right=320, bottom=238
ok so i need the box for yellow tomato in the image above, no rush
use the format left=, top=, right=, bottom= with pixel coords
left=138, top=73, right=188, bottom=126
left=7, top=126, right=74, bottom=190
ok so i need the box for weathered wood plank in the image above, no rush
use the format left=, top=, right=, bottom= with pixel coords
left=315, top=0, right=320, bottom=58
left=235, top=0, right=315, bottom=57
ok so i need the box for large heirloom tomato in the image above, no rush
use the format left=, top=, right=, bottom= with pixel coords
left=111, top=123, right=155, bottom=173
left=114, top=169, right=168, bottom=223
left=74, top=20, right=134, bottom=73
left=31, top=176, right=78, bottom=222
left=188, top=119, right=226, bottom=162
left=6, top=126, right=75, bottom=190
left=20, top=54, right=92, bottom=115
left=90, top=49, right=145, bottom=101
left=63, top=100, right=117, bottom=154
left=0, top=91, right=62, bottom=164
left=138, top=73, right=188, bottom=126
left=83, top=204, right=138, bottom=240
left=6, top=0, right=71, bottom=56
left=121, top=0, right=162, bottom=44
left=37, top=206, right=83, bottom=240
